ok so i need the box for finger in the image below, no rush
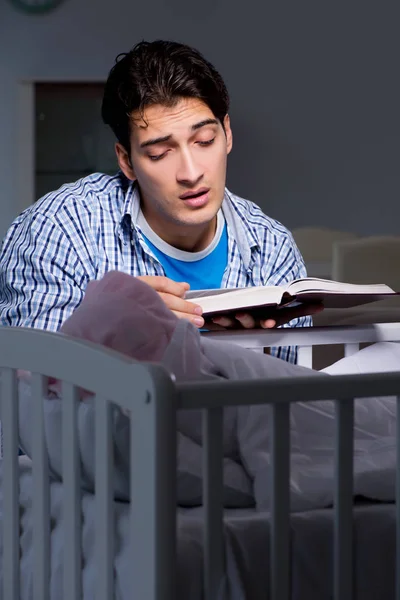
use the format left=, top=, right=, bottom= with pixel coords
left=202, top=320, right=227, bottom=331
left=260, top=318, right=278, bottom=329
left=172, top=311, right=205, bottom=328
left=158, top=292, right=203, bottom=317
left=234, top=312, right=257, bottom=329
left=137, top=275, right=189, bottom=297
left=211, top=315, right=238, bottom=328
left=260, top=303, right=324, bottom=328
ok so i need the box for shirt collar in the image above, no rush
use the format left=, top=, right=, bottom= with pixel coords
left=222, top=188, right=259, bottom=249
left=121, top=177, right=139, bottom=222
left=118, top=180, right=260, bottom=268
left=115, top=175, right=138, bottom=241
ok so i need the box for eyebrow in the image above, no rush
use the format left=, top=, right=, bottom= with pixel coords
left=139, top=118, right=219, bottom=149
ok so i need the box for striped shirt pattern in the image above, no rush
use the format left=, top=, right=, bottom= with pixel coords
left=0, top=172, right=311, bottom=363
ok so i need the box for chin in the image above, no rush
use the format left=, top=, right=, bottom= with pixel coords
left=182, top=206, right=219, bottom=227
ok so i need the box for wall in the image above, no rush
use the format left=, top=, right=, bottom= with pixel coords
left=0, top=0, right=399, bottom=239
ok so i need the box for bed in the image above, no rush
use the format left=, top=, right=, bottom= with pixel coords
left=1, top=323, right=400, bottom=600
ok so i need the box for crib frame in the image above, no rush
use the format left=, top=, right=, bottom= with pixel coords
left=203, top=321, right=400, bottom=367
left=1, top=324, right=400, bottom=600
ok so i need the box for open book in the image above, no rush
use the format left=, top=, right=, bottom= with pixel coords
left=185, top=278, right=398, bottom=317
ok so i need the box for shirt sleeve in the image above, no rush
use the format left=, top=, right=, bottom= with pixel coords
left=262, top=231, right=312, bottom=364
left=0, top=211, right=90, bottom=331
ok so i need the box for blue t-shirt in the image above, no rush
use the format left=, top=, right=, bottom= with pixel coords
left=139, top=210, right=228, bottom=291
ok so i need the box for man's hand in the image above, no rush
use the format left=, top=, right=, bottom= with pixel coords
left=209, top=302, right=324, bottom=330
left=136, top=275, right=205, bottom=327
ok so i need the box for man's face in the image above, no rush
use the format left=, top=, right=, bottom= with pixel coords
left=116, top=97, right=232, bottom=248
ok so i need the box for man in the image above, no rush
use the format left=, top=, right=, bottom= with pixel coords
left=0, top=40, right=320, bottom=363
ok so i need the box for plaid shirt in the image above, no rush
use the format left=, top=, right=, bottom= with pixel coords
left=0, top=172, right=311, bottom=363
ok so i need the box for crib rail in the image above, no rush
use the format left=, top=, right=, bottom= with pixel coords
left=177, top=372, right=400, bottom=600
left=0, top=327, right=177, bottom=600
left=203, top=322, right=400, bottom=367
left=1, top=326, right=400, bottom=600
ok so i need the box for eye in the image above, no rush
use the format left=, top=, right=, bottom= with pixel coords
left=148, top=152, right=167, bottom=161
left=197, top=138, right=215, bottom=146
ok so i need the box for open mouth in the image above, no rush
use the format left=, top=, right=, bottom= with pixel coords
left=183, top=190, right=206, bottom=199
left=180, top=189, right=210, bottom=208
left=180, top=187, right=210, bottom=200
left=179, top=188, right=210, bottom=208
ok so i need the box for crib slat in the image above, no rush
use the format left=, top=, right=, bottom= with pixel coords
left=344, top=343, right=359, bottom=357
left=297, top=345, right=313, bottom=368
left=130, top=381, right=176, bottom=600
left=95, top=395, right=114, bottom=600
left=333, top=398, right=354, bottom=600
left=62, top=382, right=82, bottom=600
left=2, top=368, right=20, bottom=600
left=32, top=373, right=51, bottom=600
left=396, top=396, right=400, bottom=600
left=270, top=402, right=290, bottom=600
left=203, top=407, right=224, bottom=600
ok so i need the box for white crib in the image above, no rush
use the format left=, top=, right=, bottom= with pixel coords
left=1, top=323, right=400, bottom=600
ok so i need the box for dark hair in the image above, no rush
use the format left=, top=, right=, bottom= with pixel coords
left=101, top=40, right=230, bottom=152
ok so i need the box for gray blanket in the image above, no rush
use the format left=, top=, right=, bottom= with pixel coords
left=165, top=322, right=398, bottom=511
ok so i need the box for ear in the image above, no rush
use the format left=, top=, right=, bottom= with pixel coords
left=223, top=114, right=233, bottom=155
left=115, top=143, right=136, bottom=181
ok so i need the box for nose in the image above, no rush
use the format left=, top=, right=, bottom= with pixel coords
left=176, top=148, right=204, bottom=186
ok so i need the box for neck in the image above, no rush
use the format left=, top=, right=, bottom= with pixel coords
left=144, top=213, right=218, bottom=252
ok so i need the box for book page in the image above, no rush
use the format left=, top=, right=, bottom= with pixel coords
left=188, top=285, right=284, bottom=314
left=185, top=288, right=235, bottom=299
left=287, top=278, right=395, bottom=296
